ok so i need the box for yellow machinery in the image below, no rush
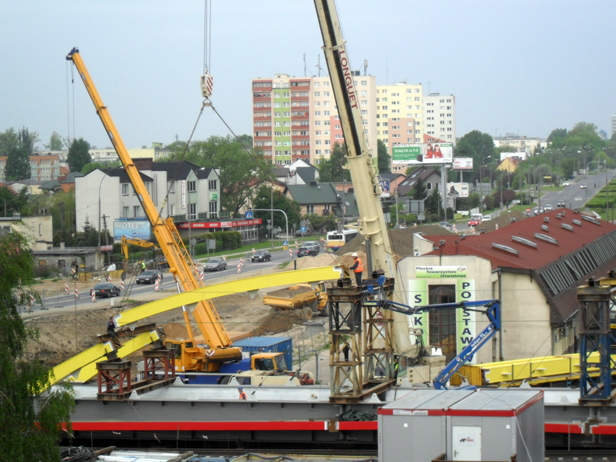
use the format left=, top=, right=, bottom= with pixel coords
left=67, top=48, right=242, bottom=372
left=263, top=282, right=328, bottom=314
left=451, top=352, right=616, bottom=387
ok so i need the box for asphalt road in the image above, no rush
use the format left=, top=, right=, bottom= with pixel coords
left=24, top=248, right=297, bottom=314
left=538, top=171, right=616, bottom=212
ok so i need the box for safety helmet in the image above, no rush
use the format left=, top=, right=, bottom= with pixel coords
left=352, top=252, right=358, bottom=257
left=238, top=386, right=243, bottom=391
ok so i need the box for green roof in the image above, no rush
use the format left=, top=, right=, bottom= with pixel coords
left=285, top=182, right=341, bottom=205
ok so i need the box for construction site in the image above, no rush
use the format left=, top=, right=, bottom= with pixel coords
left=15, top=2, right=616, bottom=462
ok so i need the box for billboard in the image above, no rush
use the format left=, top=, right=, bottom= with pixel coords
left=446, top=182, right=470, bottom=198
left=452, top=157, right=473, bottom=170
left=379, top=179, right=390, bottom=197
left=392, top=143, right=453, bottom=165
left=113, top=219, right=151, bottom=241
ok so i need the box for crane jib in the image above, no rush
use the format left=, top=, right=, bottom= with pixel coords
left=338, top=50, right=358, bottom=109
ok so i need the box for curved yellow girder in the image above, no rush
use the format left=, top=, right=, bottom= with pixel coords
left=115, top=266, right=342, bottom=328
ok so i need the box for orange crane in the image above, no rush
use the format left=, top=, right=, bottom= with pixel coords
left=67, top=48, right=242, bottom=372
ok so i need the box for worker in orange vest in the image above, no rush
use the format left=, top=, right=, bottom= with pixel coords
left=238, top=386, right=247, bottom=400
left=349, top=252, right=363, bottom=288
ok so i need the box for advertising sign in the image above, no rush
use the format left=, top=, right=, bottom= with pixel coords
left=409, top=269, right=477, bottom=364
left=113, top=219, right=151, bottom=241
left=181, top=180, right=186, bottom=209
left=379, top=179, right=390, bottom=197
left=446, top=182, right=470, bottom=198
left=210, top=191, right=219, bottom=201
left=415, top=265, right=467, bottom=279
left=392, top=143, right=453, bottom=165
left=452, top=157, right=474, bottom=170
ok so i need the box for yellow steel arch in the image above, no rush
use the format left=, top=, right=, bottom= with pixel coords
left=115, top=266, right=341, bottom=327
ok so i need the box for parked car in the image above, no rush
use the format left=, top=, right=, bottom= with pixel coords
left=204, top=257, right=227, bottom=272
left=295, top=229, right=311, bottom=237
left=557, top=201, right=565, bottom=208
left=580, top=184, right=587, bottom=189
left=562, top=181, right=570, bottom=187
left=90, top=282, right=120, bottom=298
left=482, top=215, right=492, bottom=222
left=136, top=269, right=163, bottom=284
left=302, top=241, right=321, bottom=253
left=544, top=204, right=553, bottom=211
left=251, top=249, right=271, bottom=262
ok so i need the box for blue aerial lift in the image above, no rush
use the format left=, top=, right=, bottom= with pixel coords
left=363, top=278, right=501, bottom=389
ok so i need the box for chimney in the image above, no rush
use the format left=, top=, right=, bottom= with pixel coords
left=133, top=158, right=153, bottom=170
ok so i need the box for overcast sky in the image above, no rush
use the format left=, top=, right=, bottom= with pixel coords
left=2, top=1, right=614, bottom=150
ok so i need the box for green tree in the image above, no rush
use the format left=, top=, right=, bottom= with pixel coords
left=409, top=176, right=428, bottom=200
left=81, top=161, right=120, bottom=175
left=0, top=231, right=75, bottom=461
left=610, top=133, right=616, bottom=142
left=165, top=135, right=271, bottom=214
left=67, top=138, right=91, bottom=173
left=0, top=128, right=19, bottom=155
left=49, top=190, right=77, bottom=247
left=4, top=146, right=31, bottom=181
left=425, top=187, right=443, bottom=217
left=17, top=127, right=39, bottom=156
left=377, top=139, right=391, bottom=173
left=44, top=131, right=64, bottom=151
left=547, top=128, right=567, bottom=143
left=318, top=142, right=350, bottom=182
left=252, top=186, right=302, bottom=236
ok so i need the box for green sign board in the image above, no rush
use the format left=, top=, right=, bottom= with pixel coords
left=392, top=146, right=421, bottom=163
left=415, top=265, right=467, bottom=279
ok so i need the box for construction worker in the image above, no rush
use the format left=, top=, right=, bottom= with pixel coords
left=349, top=252, right=363, bottom=288
left=238, top=386, right=247, bottom=400
left=107, top=316, right=120, bottom=348
left=140, top=261, right=146, bottom=275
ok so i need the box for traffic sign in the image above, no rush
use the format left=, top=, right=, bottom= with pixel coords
left=283, top=240, right=288, bottom=246
left=245, top=211, right=253, bottom=219
left=301, top=226, right=306, bottom=232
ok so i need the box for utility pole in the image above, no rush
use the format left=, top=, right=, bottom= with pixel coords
left=102, top=215, right=110, bottom=268
left=271, top=186, right=274, bottom=249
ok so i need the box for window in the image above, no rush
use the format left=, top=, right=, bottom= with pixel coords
left=133, top=206, right=141, bottom=218
left=314, top=111, right=321, bottom=116
left=209, top=180, right=217, bottom=190
left=324, top=110, right=330, bottom=116
left=123, top=206, right=129, bottom=218
left=170, top=204, right=175, bottom=216
left=187, top=203, right=196, bottom=220
left=314, top=91, right=320, bottom=97
left=122, top=183, right=129, bottom=195
left=209, top=201, right=218, bottom=218
left=314, top=120, right=321, bottom=126
left=187, top=181, right=196, bottom=192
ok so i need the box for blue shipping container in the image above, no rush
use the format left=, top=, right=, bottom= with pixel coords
left=233, top=337, right=293, bottom=371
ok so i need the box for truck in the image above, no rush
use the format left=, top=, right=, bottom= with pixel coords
left=262, top=282, right=328, bottom=315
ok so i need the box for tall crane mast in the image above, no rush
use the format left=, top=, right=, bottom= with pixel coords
left=66, top=48, right=241, bottom=370
left=313, top=1, right=411, bottom=354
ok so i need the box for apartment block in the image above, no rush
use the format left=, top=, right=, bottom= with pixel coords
left=0, top=154, right=60, bottom=182
left=423, top=93, right=456, bottom=144
left=376, top=82, right=424, bottom=152
left=252, top=74, right=377, bottom=166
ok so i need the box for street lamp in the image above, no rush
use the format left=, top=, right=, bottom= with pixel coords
left=97, top=173, right=107, bottom=270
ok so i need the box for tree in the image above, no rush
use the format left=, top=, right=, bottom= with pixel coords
left=17, top=127, right=39, bottom=156
left=0, top=231, right=74, bottom=461
left=4, top=146, right=31, bottom=181
left=67, top=138, right=91, bottom=173
left=0, top=128, right=19, bottom=155
left=547, top=128, right=567, bottom=143
left=425, top=186, right=443, bottom=217
left=409, top=177, right=427, bottom=200
left=611, top=132, right=616, bottom=142
left=252, top=186, right=302, bottom=236
left=81, top=161, right=120, bottom=175
left=44, top=131, right=64, bottom=151
left=377, top=139, right=391, bottom=173
left=165, top=135, right=272, bottom=214
left=49, top=190, right=77, bottom=247
left=318, top=142, right=350, bottom=182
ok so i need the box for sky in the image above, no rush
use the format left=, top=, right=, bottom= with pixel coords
left=2, top=1, right=615, bottom=151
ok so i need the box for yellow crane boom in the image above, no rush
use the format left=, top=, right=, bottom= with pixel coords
left=67, top=47, right=241, bottom=370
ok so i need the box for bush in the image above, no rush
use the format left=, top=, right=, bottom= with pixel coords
left=182, top=230, right=242, bottom=251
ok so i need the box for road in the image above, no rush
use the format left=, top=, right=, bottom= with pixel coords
left=538, top=170, right=616, bottom=212
left=24, top=248, right=296, bottom=314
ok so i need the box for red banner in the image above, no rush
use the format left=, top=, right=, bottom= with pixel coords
left=176, top=218, right=262, bottom=229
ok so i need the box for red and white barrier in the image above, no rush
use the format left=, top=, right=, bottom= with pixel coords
left=108, top=274, right=112, bottom=283
left=237, top=263, right=242, bottom=273
left=75, top=287, right=79, bottom=299
left=92, top=291, right=96, bottom=303
left=289, top=249, right=293, bottom=258
left=223, top=255, right=226, bottom=261
left=30, top=294, right=35, bottom=305
left=155, top=279, right=160, bottom=291
left=199, top=270, right=204, bottom=282
left=295, top=241, right=299, bottom=248
left=239, top=258, right=244, bottom=267
left=65, top=283, right=69, bottom=295
left=120, top=281, right=124, bottom=291
left=252, top=248, right=256, bottom=255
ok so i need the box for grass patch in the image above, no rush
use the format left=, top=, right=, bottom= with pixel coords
left=278, top=261, right=290, bottom=269
left=197, top=235, right=322, bottom=260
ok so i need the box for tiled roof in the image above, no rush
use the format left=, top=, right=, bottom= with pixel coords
left=285, top=182, right=341, bottom=205
left=397, top=168, right=439, bottom=196
left=423, top=209, right=616, bottom=324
